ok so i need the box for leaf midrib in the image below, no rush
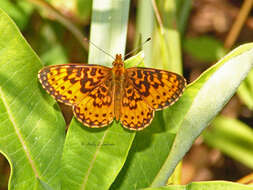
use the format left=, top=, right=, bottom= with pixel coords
left=80, top=129, right=109, bottom=190
left=0, top=86, right=40, bottom=178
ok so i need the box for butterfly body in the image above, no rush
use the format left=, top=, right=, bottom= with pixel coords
left=112, top=54, right=125, bottom=120
left=38, top=54, right=186, bottom=130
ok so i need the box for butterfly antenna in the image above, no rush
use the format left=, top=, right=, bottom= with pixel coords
left=124, top=37, right=151, bottom=59
left=83, top=38, right=115, bottom=60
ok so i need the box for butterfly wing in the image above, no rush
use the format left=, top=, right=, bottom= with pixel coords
left=38, top=64, right=111, bottom=105
left=73, top=79, right=114, bottom=127
left=119, top=79, right=154, bottom=130
left=38, top=64, right=114, bottom=128
left=125, top=67, right=186, bottom=110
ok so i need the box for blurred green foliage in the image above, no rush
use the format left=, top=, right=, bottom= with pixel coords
left=183, top=36, right=226, bottom=62
left=0, top=0, right=33, bottom=30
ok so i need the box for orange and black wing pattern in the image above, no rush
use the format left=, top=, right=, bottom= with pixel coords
left=119, top=67, right=186, bottom=130
left=38, top=64, right=114, bottom=128
left=126, top=67, right=186, bottom=110
left=119, top=79, right=154, bottom=130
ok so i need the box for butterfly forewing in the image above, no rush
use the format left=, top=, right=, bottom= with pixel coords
left=125, top=67, right=186, bottom=110
left=38, top=64, right=111, bottom=105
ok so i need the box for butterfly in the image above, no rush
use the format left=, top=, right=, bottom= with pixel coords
left=38, top=54, right=186, bottom=130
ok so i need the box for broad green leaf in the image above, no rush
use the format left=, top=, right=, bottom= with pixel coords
left=203, top=116, right=253, bottom=169
left=143, top=181, right=253, bottom=190
left=151, top=44, right=253, bottom=186
left=111, top=118, right=176, bottom=189
left=37, top=179, right=54, bottom=190
left=0, top=8, right=65, bottom=190
left=60, top=1, right=134, bottom=190
left=61, top=120, right=134, bottom=190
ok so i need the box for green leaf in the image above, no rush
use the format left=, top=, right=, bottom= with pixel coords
left=0, top=8, right=65, bottom=190
left=111, top=119, right=176, bottom=189
left=142, top=181, right=253, bottom=190
left=61, top=120, right=135, bottom=190
left=176, top=0, right=192, bottom=36
left=152, top=0, right=183, bottom=73
left=36, top=179, right=54, bottom=190
left=88, top=0, right=130, bottom=66
left=237, top=69, right=253, bottom=110
left=60, top=1, right=134, bottom=190
left=135, top=0, right=154, bottom=67
left=203, top=116, right=253, bottom=169
left=124, top=52, right=145, bottom=68
left=151, top=43, right=253, bottom=187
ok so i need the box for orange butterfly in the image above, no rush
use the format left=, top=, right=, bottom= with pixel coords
left=38, top=54, right=186, bottom=130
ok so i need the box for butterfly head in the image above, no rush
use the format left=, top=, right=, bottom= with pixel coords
left=112, top=54, right=125, bottom=77
left=113, top=54, right=124, bottom=68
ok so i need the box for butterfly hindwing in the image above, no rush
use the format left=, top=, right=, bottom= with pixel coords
left=73, top=79, right=114, bottom=128
left=120, top=79, right=154, bottom=130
